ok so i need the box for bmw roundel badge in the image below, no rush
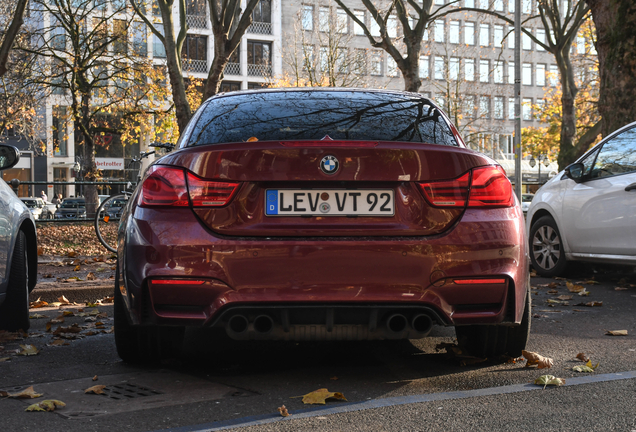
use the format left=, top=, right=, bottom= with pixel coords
left=320, top=155, right=339, bottom=175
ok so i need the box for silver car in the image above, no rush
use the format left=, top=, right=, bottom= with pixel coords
left=0, top=144, right=38, bottom=331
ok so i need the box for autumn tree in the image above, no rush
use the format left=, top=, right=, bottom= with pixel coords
left=586, top=0, right=636, bottom=138
left=277, top=2, right=376, bottom=88
left=0, top=0, right=29, bottom=77
left=26, top=0, right=174, bottom=215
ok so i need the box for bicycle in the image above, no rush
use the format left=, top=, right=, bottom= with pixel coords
left=94, top=143, right=174, bottom=253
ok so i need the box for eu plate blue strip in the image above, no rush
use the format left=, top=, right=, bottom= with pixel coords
left=156, top=370, right=636, bottom=432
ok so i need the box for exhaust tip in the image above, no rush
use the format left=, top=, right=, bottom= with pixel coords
left=411, top=314, right=433, bottom=334
left=227, top=315, right=249, bottom=334
left=253, top=315, right=274, bottom=334
left=386, top=314, right=408, bottom=333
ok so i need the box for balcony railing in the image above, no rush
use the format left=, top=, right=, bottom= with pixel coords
left=182, top=59, right=208, bottom=74
left=247, top=21, right=272, bottom=35
left=224, top=62, right=241, bottom=75
left=248, top=64, right=272, bottom=77
left=186, top=14, right=209, bottom=29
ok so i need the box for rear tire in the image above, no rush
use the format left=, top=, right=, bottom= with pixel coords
left=529, top=216, right=568, bottom=277
left=455, top=288, right=531, bottom=359
left=0, top=231, right=30, bottom=332
left=95, top=194, right=126, bottom=253
left=113, top=269, right=184, bottom=364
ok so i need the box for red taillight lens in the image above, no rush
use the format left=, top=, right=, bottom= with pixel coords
left=187, top=173, right=239, bottom=207
left=139, top=166, right=189, bottom=207
left=417, top=172, right=470, bottom=207
left=468, top=166, right=514, bottom=207
left=418, top=165, right=513, bottom=208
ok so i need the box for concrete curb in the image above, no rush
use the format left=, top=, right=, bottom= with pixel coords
left=30, top=281, right=114, bottom=304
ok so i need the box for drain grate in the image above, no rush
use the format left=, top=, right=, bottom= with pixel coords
left=99, top=382, right=162, bottom=400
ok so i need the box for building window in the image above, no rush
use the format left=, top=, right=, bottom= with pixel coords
left=508, top=61, right=515, bottom=84
left=370, top=51, right=382, bottom=75
left=494, top=60, right=503, bottom=83
left=184, top=34, right=207, bottom=60
left=522, top=63, right=532, bottom=85
left=387, top=15, right=397, bottom=38
left=536, top=28, right=546, bottom=51
left=434, top=56, right=444, bottom=80
left=450, top=21, right=460, bottom=44
left=51, top=17, right=66, bottom=51
left=477, top=0, right=488, bottom=8
left=536, top=98, right=545, bottom=118
left=247, top=82, right=266, bottom=89
left=508, top=97, right=515, bottom=120
left=479, top=24, right=489, bottom=46
left=465, top=0, right=474, bottom=7
left=508, top=26, right=514, bottom=49
left=494, top=0, right=504, bottom=11
left=465, top=95, right=475, bottom=118
left=302, top=5, right=313, bottom=30
left=132, top=21, right=147, bottom=56
left=252, top=0, right=271, bottom=23
left=248, top=40, right=271, bottom=65
left=337, top=8, right=348, bottom=33
left=465, top=58, right=475, bottom=81
left=353, top=48, right=366, bottom=75
left=450, top=57, right=459, bottom=80
left=370, top=17, right=380, bottom=37
left=494, top=24, right=503, bottom=48
left=319, top=7, right=329, bottom=32
left=577, top=35, right=586, bottom=54
left=522, top=0, right=532, bottom=14
left=536, top=64, right=546, bottom=86
left=434, top=20, right=444, bottom=43
left=508, top=0, right=514, bottom=12
left=494, top=96, right=504, bottom=119
left=113, top=19, right=127, bottom=54
left=435, top=0, right=444, bottom=5
left=52, top=106, right=68, bottom=157
left=353, top=10, right=364, bottom=35
left=523, top=30, right=532, bottom=50
left=479, top=59, right=489, bottom=83
left=549, top=64, right=559, bottom=86
left=419, top=55, right=429, bottom=79
left=480, top=96, right=490, bottom=118
left=522, top=98, right=532, bottom=120
left=153, top=23, right=166, bottom=58
left=465, top=22, right=475, bottom=45
left=220, top=81, right=241, bottom=93
left=387, top=57, right=398, bottom=76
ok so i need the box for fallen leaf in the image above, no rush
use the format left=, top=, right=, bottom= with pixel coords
left=71, top=259, right=80, bottom=266
left=529, top=270, right=537, bottom=277
left=578, top=289, right=590, bottom=296
left=615, top=287, right=628, bottom=291
left=85, top=385, right=106, bottom=395
left=572, top=360, right=599, bottom=373
left=277, top=405, right=290, bottom=417
left=67, top=251, right=77, bottom=258
left=17, top=344, right=39, bottom=356
left=575, top=301, right=602, bottom=307
left=522, top=350, right=553, bottom=369
left=86, top=302, right=98, bottom=308
left=548, top=282, right=560, bottom=289
left=92, top=375, right=98, bottom=381
left=547, top=289, right=559, bottom=295
left=100, top=296, right=114, bottom=304
left=330, top=376, right=338, bottom=380
left=86, top=272, right=96, bottom=281
left=47, top=340, right=66, bottom=347
left=606, top=330, right=628, bottom=336
left=29, top=314, right=47, bottom=319
left=576, top=353, right=589, bottom=362
left=8, top=386, right=43, bottom=399
left=301, top=388, right=348, bottom=405
left=62, top=311, right=74, bottom=317
left=43, top=274, right=53, bottom=278
left=556, top=295, right=573, bottom=301
left=29, top=298, right=48, bottom=308
left=566, top=281, right=585, bottom=293
left=45, top=323, right=51, bottom=332
left=583, top=280, right=600, bottom=285
left=53, top=324, right=82, bottom=335
left=554, top=277, right=567, bottom=280
left=25, top=399, right=66, bottom=412
left=534, top=375, right=565, bottom=389
left=73, top=265, right=81, bottom=271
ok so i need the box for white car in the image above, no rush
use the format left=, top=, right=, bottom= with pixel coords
left=526, top=121, right=636, bottom=277
left=0, top=144, right=38, bottom=331
left=521, top=193, right=534, bottom=214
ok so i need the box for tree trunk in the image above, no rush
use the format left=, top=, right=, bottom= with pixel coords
left=162, top=15, right=192, bottom=133
left=587, top=0, right=636, bottom=137
left=79, top=93, right=99, bottom=219
left=0, top=0, right=28, bottom=77
left=202, top=30, right=229, bottom=100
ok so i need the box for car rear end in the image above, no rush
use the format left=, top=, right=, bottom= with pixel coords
left=117, top=90, right=529, bottom=354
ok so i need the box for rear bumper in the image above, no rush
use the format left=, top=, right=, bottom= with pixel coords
left=119, top=205, right=529, bottom=333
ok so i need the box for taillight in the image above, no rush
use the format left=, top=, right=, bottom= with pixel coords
left=418, top=165, right=513, bottom=208
left=468, top=166, right=514, bottom=207
left=139, top=166, right=189, bottom=207
left=417, top=172, right=470, bottom=207
left=139, top=166, right=240, bottom=208
left=187, top=173, right=239, bottom=207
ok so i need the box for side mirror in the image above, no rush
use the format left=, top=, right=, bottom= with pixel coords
left=564, top=162, right=585, bottom=183
left=0, top=144, right=20, bottom=170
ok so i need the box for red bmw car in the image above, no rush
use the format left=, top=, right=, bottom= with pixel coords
left=114, top=89, right=530, bottom=362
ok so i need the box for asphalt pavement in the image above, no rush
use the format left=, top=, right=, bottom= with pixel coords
left=1, top=261, right=635, bottom=431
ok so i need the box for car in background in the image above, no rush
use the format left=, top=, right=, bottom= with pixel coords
left=521, top=193, right=534, bottom=214
left=0, top=144, right=38, bottom=331
left=55, top=198, right=87, bottom=219
left=114, top=89, right=531, bottom=363
left=20, top=197, right=57, bottom=220
left=527, top=121, right=636, bottom=277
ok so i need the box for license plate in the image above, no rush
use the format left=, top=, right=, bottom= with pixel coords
left=265, top=189, right=394, bottom=216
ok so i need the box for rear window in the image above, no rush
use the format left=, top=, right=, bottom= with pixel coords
left=61, top=200, right=85, bottom=208
left=185, top=91, right=458, bottom=147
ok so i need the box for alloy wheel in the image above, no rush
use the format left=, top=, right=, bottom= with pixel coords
left=532, top=225, right=561, bottom=270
